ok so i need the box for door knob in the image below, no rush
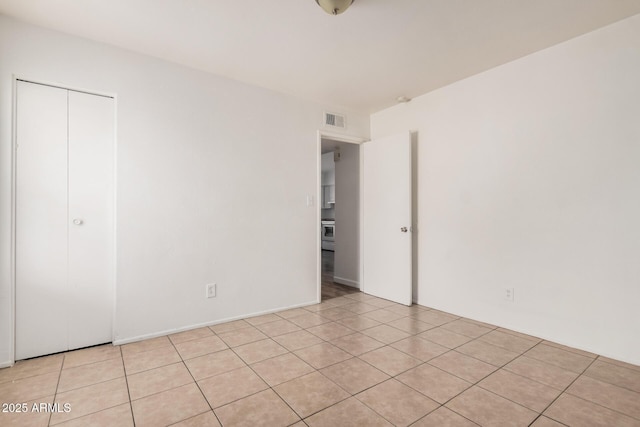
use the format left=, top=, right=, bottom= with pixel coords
left=400, top=227, right=408, bottom=232
left=73, top=218, right=84, bottom=226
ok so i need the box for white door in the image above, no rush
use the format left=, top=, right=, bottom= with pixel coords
left=67, top=90, right=115, bottom=349
left=16, top=82, right=69, bottom=358
left=15, top=81, right=114, bottom=360
left=361, top=132, right=412, bottom=305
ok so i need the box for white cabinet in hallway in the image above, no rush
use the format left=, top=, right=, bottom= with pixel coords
left=321, top=184, right=335, bottom=208
left=15, top=80, right=115, bottom=360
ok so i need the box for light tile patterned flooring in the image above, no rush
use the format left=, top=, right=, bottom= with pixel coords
left=1, top=284, right=640, bottom=426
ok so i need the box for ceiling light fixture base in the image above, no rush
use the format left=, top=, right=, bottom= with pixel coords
left=315, top=0, right=354, bottom=15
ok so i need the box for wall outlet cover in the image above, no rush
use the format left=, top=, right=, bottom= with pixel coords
left=206, top=283, right=216, bottom=298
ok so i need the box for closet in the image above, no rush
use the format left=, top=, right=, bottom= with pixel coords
left=15, top=80, right=114, bottom=360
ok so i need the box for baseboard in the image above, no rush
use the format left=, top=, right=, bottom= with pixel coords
left=333, top=276, right=360, bottom=288
left=0, top=360, right=13, bottom=368
left=113, top=300, right=319, bottom=346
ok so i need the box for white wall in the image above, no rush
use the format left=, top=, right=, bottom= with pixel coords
left=334, top=142, right=360, bottom=287
left=371, top=15, right=640, bottom=365
left=0, top=15, right=369, bottom=365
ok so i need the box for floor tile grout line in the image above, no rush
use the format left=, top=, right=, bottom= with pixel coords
left=471, top=341, right=575, bottom=393
left=318, top=288, right=640, bottom=424
left=351, top=379, right=442, bottom=427
left=120, top=343, right=175, bottom=361
left=469, top=384, right=544, bottom=418
left=59, top=355, right=123, bottom=372
left=417, top=340, right=503, bottom=381
left=209, top=374, right=294, bottom=419
left=296, top=312, right=394, bottom=362
left=61, top=331, right=298, bottom=424
left=524, top=340, right=597, bottom=366
left=528, top=353, right=601, bottom=425
left=165, top=410, right=210, bottom=427
left=528, top=415, right=571, bottom=427
left=454, top=344, right=522, bottom=367
left=541, top=340, right=599, bottom=358
left=518, top=359, right=584, bottom=377
left=495, top=327, right=543, bottom=343
left=406, top=346, right=531, bottom=416
left=169, top=334, right=225, bottom=427
left=0, top=355, right=65, bottom=385
left=309, top=298, right=504, bottom=393
left=228, top=302, right=409, bottom=424
left=42, top=344, right=129, bottom=426
left=168, top=333, right=219, bottom=348
left=305, top=342, right=442, bottom=425
left=225, top=341, right=305, bottom=424
left=337, top=393, right=399, bottom=426
left=561, top=382, right=640, bottom=422
left=487, top=353, right=570, bottom=392
left=595, top=355, right=640, bottom=373
left=412, top=406, right=482, bottom=427
left=270, top=374, right=346, bottom=422
left=474, top=337, right=539, bottom=356
left=0, top=371, right=62, bottom=393
left=125, top=357, right=195, bottom=379
left=117, top=346, right=136, bottom=427
left=278, top=300, right=626, bottom=421
left=127, top=338, right=224, bottom=415
left=444, top=332, right=537, bottom=369
left=6, top=282, right=639, bottom=426
left=338, top=341, right=472, bottom=420
left=580, top=361, right=640, bottom=394
left=439, top=325, right=496, bottom=341
left=52, top=372, right=128, bottom=397
left=49, top=389, right=130, bottom=424
left=398, top=337, right=550, bottom=424
left=46, top=354, right=65, bottom=427
left=48, top=402, right=130, bottom=426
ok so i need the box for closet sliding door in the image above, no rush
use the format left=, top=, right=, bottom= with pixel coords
left=15, top=82, right=69, bottom=359
left=15, top=81, right=114, bottom=360
left=67, top=90, right=114, bottom=350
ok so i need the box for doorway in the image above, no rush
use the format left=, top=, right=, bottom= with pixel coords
left=13, top=80, right=115, bottom=360
left=317, top=131, right=415, bottom=306
left=318, top=133, right=363, bottom=302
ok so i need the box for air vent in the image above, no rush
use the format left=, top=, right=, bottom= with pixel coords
left=324, top=112, right=346, bottom=129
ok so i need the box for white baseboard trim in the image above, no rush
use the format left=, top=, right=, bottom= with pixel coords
left=333, top=276, right=360, bottom=288
left=113, top=300, right=319, bottom=346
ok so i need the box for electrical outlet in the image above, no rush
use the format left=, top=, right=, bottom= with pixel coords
left=206, top=283, right=216, bottom=299
left=505, top=287, right=514, bottom=302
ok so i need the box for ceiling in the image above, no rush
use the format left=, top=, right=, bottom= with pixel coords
left=1, top=0, right=640, bottom=113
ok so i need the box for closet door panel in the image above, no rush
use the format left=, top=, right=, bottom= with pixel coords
left=15, top=81, right=69, bottom=359
left=67, top=91, right=114, bottom=350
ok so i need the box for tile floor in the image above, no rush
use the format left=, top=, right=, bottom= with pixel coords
left=1, top=283, right=639, bottom=426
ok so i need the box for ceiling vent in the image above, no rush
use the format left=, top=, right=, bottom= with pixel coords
left=324, top=112, right=346, bottom=129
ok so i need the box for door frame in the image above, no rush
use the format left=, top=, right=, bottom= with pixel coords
left=9, top=76, right=118, bottom=365
left=316, top=130, right=366, bottom=303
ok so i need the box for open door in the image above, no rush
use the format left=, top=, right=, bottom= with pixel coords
left=361, top=132, right=412, bottom=305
